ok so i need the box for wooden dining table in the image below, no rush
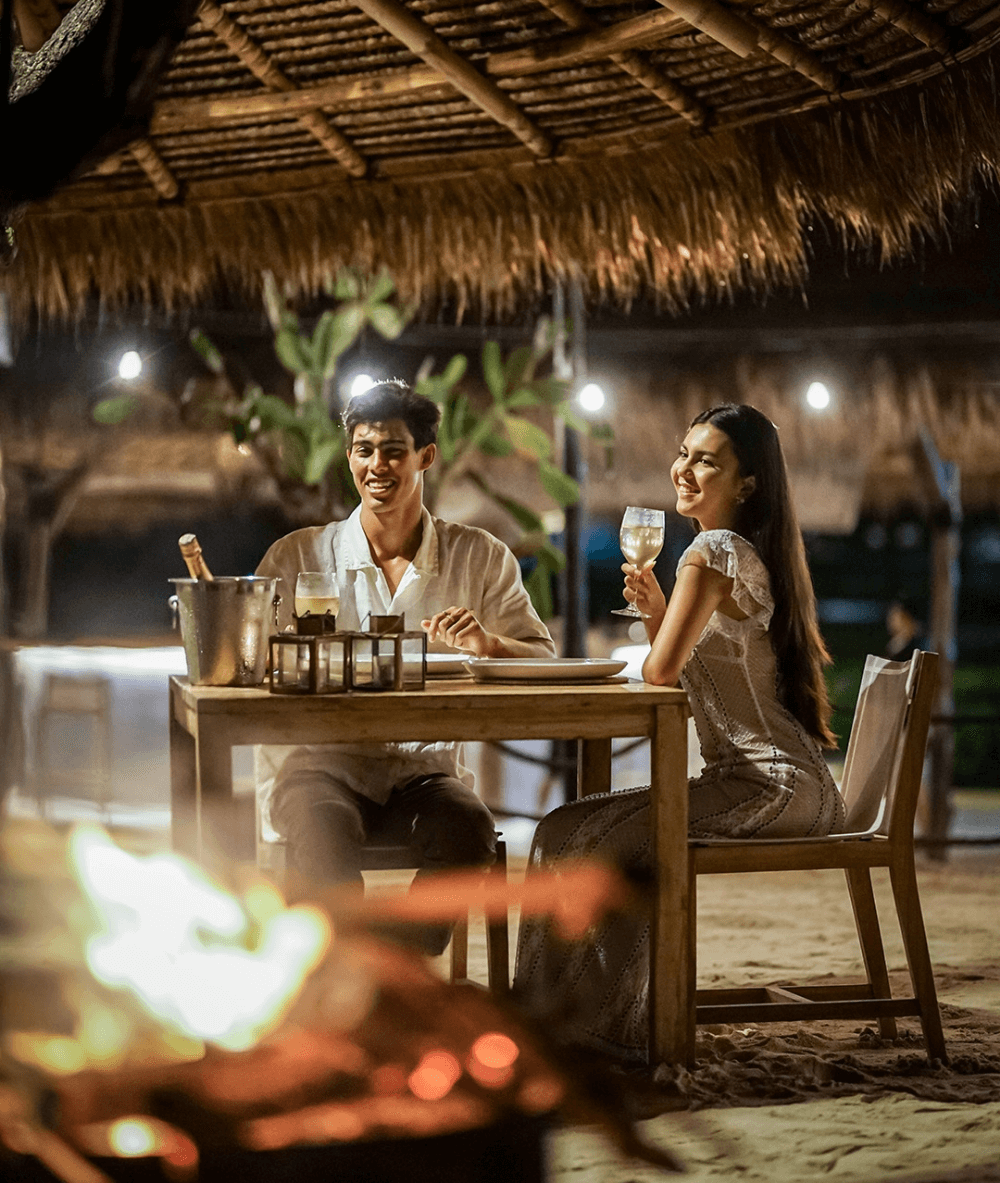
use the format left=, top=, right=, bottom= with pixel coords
left=168, top=673, right=693, bottom=1064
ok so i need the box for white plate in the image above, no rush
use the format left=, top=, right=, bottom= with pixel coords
left=425, top=653, right=471, bottom=676
left=463, top=658, right=628, bottom=682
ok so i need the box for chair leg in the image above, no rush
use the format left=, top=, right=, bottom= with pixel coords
left=844, top=867, right=897, bottom=1041
left=485, top=841, right=510, bottom=995
left=450, top=917, right=470, bottom=983
left=888, top=854, right=948, bottom=1063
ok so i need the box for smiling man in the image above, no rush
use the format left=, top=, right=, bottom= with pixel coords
left=254, top=381, right=554, bottom=949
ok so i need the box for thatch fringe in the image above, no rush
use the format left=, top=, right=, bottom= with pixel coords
left=6, top=45, right=1000, bottom=326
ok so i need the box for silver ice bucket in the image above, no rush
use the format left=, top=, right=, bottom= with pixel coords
left=169, top=577, right=281, bottom=686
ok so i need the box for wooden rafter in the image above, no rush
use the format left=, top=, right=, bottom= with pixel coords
left=195, top=0, right=367, bottom=177
left=129, top=140, right=180, bottom=200
left=653, top=0, right=842, bottom=92
left=533, top=0, right=706, bottom=125
left=865, top=0, right=953, bottom=54
left=351, top=0, right=553, bottom=157
left=486, top=8, right=689, bottom=75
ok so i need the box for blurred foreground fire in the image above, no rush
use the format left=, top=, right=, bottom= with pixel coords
left=0, top=822, right=680, bottom=1181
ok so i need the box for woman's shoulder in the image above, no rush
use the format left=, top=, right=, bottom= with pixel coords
left=678, top=530, right=772, bottom=619
left=677, top=529, right=762, bottom=574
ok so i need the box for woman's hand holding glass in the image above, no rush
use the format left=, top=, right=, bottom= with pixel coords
left=621, top=561, right=667, bottom=626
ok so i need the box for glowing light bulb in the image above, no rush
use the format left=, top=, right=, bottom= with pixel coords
left=577, top=382, right=606, bottom=413
left=350, top=373, right=376, bottom=399
left=805, top=381, right=831, bottom=410
left=118, top=351, right=142, bottom=380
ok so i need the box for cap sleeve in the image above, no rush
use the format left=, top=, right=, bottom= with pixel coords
left=676, top=529, right=773, bottom=624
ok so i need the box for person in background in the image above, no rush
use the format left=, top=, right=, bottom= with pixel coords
left=514, top=403, right=844, bottom=1060
left=256, top=380, right=554, bottom=951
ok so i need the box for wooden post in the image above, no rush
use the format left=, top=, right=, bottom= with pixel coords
left=914, top=429, right=961, bottom=859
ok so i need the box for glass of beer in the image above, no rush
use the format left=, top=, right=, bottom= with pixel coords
left=294, top=571, right=340, bottom=621
left=611, top=506, right=665, bottom=618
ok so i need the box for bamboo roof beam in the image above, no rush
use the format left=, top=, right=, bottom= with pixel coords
left=128, top=139, right=180, bottom=200
left=195, top=0, right=367, bottom=178
left=864, top=0, right=953, bottom=54
left=351, top=0, right=553, bottom=157
left=652, top=0, right=842, bottom=92
left=532, top=0, right=706, bottom=126
left=486, top=9, right=690, bottom=75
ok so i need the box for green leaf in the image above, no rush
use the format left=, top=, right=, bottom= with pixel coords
left=530, top=375, right=571, bottom=406
left=535, top=538, right=567, bottom=573
left=189, top=329, right=224, bottom=374
left=279, top=431, right=309, bottom=482
left=251, top=393, right=299, bottom=431
left=334, top=270, right=361, bottom=300
left=311, top=311, right=340, bottom=378
left=92, top=395, right=138, bottom=425
left=505, top=387, right=540, bottom=409
left=538, top=460, right=580, bottom=506
left=478, top=430, right=514, bottom=458
left=482, top=340, right=505, bottom=401
left=369, top=303, right=404, bottom=339
left=495, top=496, right=544, bottom=534
left=503, top=345, right=534, bottom=393
left=555, top=400, right=589, bottom=434
left=523, top=565, right=553, bottom=621
left=262, top=271, right=285, bottom=331
left=275, top=327, right=312, bottom=375
left=332, top=305, right=366, bottom=359
left=505, top=416, right=552, bottom=460
left=442, top=352, right=468, bottom=388
left=367, top=269, right=395, bottom=304
left=303, top=438, right=341, bottom=485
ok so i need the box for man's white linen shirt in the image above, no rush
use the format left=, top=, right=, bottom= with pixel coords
left=254, top=504, right=555, bottom=814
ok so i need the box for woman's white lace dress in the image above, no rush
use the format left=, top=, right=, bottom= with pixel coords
left=513, top=529, right=845, bottom=1061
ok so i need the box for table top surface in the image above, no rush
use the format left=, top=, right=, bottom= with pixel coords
left=170, top=674, right=688, bottom=707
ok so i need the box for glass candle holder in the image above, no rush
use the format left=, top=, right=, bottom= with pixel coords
left=350, top=625, right=426, bottom=691
left=269, top=630, right=352, bottom=694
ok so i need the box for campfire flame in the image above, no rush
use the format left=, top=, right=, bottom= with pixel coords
left=67, top=826, right=331, bottom=1051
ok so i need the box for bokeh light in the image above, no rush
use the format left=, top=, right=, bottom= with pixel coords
left=350, top=373, right=376, bottom=399
left=407, top=1049, right=462, bottom=1101
left=117, top=351, right=142, bottom=380
left=577, top=382, right=606, bottom=412
left=805, top=381, right=831, bottom=410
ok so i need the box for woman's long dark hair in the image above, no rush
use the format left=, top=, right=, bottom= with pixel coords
left=690, top=404, right=837, bottom=749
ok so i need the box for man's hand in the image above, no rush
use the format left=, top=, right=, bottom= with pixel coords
left=421, top=606, right=497, bottom=656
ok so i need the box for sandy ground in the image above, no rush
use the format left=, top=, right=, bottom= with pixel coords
left=540, top=849, right=1000, bottom=1182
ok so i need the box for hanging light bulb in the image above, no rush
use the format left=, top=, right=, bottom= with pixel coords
left=805, top=381, right=831, bottom=410
left=350, top=373, right=376, bottom=399
left=577, top=382, right=606, bottom=413
left=118, top=351, right=142, bottom=380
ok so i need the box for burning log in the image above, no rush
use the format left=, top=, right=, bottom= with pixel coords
left=0, top=820, right=682, bottom=1179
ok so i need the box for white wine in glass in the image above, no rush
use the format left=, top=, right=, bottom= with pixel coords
left=295, top=571, right=340, bottom=619
left=612, top=506, right=665, bottom=618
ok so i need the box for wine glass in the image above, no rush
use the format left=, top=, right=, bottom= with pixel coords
left=294, top=571, right=340, bottom=621
left=611, top=506, right=665, bottom=618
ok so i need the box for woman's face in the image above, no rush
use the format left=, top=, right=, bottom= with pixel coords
left=671, top=422, right=752, bottom=531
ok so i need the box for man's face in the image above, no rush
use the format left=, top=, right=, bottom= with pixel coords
left=347, top=419, right=436, bottom=515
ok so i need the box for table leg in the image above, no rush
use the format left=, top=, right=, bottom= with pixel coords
left=648, top=703, right=694, bottom=1066
left=578, top=738, right=612, bottom=798
left=195, top=726, right=256, bottom=865
left=169, top=699, right=198, bottom=859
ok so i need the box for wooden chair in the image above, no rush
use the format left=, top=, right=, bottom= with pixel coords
left=32, top=673, right=113, bottom=817
left=256, top=811, right=510, bottom=994
left=687, top=650, right=947, bottom=1062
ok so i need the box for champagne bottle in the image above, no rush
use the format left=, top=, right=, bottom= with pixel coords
left=178, top=533, right=214, bottom=580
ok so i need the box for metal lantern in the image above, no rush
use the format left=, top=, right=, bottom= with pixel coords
left=350, top=615, right=427, bottom=691
left=269, top=618, right=351, bottom=694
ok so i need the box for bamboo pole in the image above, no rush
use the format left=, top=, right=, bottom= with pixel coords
left=352, top=0, right=553, bottom=156
left=533, top=0, right=706, bottom=125
left=486, top=8, right=690, bottom=74
left=196, top=0, right=367, bottom=177
left=653, top=0, right=841, bottom=91
left=128, top=140, right=179, bottom=201
left=865, top=0, right=953, bottom=54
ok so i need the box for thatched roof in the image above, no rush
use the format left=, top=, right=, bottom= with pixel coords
left=6, top=0, right=1000, bottom=323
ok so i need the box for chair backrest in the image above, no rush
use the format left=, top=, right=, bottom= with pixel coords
left=839, top=651, right=938, bottom=835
